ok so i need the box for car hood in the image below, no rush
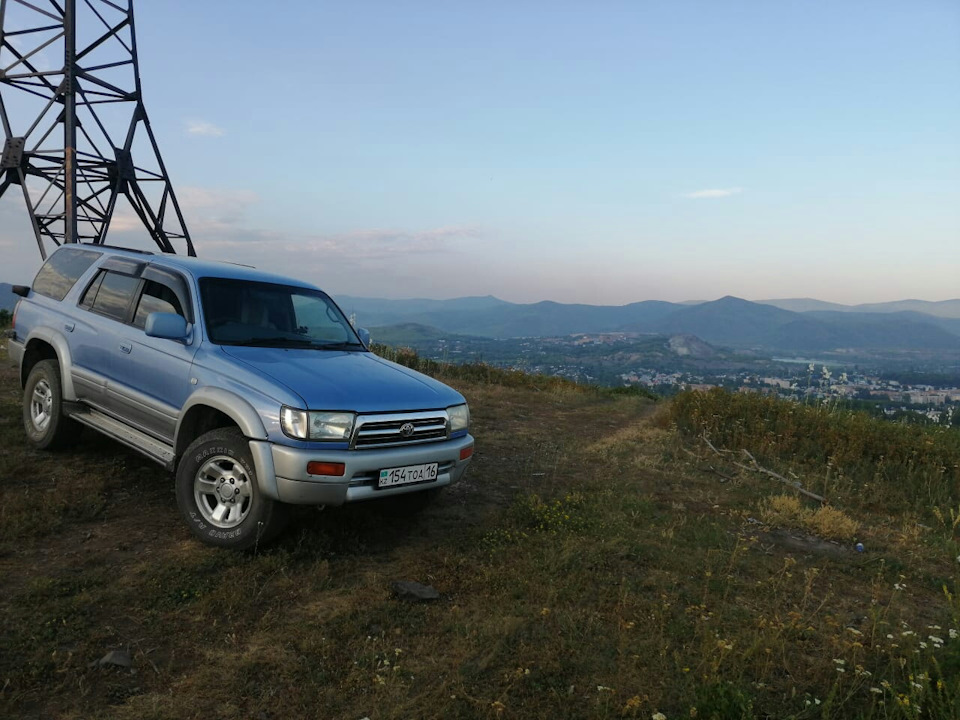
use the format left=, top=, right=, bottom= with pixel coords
left=220, top=347, right=465, bottom=412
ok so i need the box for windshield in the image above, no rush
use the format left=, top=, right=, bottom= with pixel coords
left=199, top=278, right=364, bottom=349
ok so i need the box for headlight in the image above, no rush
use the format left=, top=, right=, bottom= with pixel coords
left=281, top=407, right=356, bottom=441
left=448, top=403, right=470, bottom=433
left=308, top=411, right=355, bottom=441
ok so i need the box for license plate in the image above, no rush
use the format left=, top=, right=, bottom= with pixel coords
left=378, top=462, right=438, bottom=488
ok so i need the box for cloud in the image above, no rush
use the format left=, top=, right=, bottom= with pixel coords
left=683, top=187, right=743, bottom=199
left=318, top=225, right=482, bottom=254
left=3, top=182, right=481, bottom=291
left=203, top=224, right=480, bottom=262
left=99, top=183, right=479, bottom=274
left=185, top=120, right=225, bottom=137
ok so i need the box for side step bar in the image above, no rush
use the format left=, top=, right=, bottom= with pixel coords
left=67, top=406, right=176, bottom=470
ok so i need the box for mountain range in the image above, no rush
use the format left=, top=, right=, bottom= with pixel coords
left=336, top=294, right=960, bottom=353
left=4, top=280, right=959, bottom=353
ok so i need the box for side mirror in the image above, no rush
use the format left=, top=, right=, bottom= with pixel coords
left=144, top=312, right=189, bottom=341
left=12, top=285, right=30, bottom=298
left=357, top=327, right=371, bottom=346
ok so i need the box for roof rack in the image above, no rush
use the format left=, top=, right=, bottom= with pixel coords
left=78, top=243, right=155, bottom=255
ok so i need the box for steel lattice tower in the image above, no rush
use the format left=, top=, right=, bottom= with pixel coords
left=0, top=0, right=194, bottom=258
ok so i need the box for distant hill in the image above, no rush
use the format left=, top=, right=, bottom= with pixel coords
left=0, top=283, right=17, bottom=313
left=757, top=298, right=852, bottom=313
left=760, top=297, right=960, bottom=319
left=366, top=323, right=481, bottom=345
left=336, top=295, right=511, bottom=326
left=646, top=296, right=799, bottom=346
left=338, top=293, right=960, bottom=353
left=805, top=310, right=960, bottom=338
left=338, top=296, right=680, bottom=339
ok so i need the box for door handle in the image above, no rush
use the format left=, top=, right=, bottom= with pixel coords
left=64, top=322, right=75, bottom=332
left=119, top=342, right=132, bottom=354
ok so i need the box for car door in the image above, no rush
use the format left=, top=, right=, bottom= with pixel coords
left=108, top=267, right=199, bottom=441
left=71, top=263, right=144, bottom=415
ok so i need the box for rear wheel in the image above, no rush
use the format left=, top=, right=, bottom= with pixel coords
left=22, top=359, right=78, bottom=450
left=176, top=428, right=287, bottom=549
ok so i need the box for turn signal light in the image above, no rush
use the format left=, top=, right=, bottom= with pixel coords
left=306, top=461, right=345, bottom=476
left=459, top=447, right=474, bottom=461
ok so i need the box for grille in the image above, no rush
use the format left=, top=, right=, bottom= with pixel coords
left=352, top=412, right=448, bottom=449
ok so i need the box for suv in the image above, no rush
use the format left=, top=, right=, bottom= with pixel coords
left=7, top=245, right=474, bottom=549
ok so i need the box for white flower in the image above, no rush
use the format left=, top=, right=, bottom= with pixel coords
left=950, top=629, right=958, bottom=639
left=652, top=714, right=667, bottom=720
left=847, top=627, right=863, bottom=636
left=870, top=687, right=883, bottom=694
left=833, top=658, right=846, bottom=665
left=919, top=642, right=928, bottom=649
left=930, top=635, right=944, bottom=645
left=894, top=582, right=906, bottom=591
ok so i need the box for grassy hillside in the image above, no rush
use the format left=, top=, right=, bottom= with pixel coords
left=1, top=348, right=959, bottom=719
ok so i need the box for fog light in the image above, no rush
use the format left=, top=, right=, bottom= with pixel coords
left=459, top=447, right=474, bottom=461
left=307, top=461, right=346, bottom=476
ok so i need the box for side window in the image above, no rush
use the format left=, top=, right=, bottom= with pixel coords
left=33, top=248, right=102, bottom=301
left=89, top=271, right=140, bottom=321
left=134, top=280, right=185, bottom=328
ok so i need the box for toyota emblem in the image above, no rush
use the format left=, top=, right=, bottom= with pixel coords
left=399, top=422, right=415, bottom=437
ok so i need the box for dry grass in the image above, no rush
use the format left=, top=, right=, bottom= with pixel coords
left=760, top=495, right=860, bottom=541
left=1, top=348, right=958, bottom=719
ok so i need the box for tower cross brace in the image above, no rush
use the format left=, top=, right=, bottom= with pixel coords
left=0, top=0, right=194, bottom=258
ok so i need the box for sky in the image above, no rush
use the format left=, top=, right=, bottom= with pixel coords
left=1, top=0, right=958, bottom=305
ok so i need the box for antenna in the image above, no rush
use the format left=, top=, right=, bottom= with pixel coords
left=0, top=0, right=194, bottom=259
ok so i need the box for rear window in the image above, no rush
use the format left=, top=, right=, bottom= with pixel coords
left=32, top=248, right=102, bottom=301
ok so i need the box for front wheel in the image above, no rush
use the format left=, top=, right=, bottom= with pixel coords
left=176, top=428, right=287, bottom=549
left=22, top=359, right=79, bottom=450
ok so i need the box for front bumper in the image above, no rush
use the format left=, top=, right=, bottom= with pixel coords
left=250, top=434, right=474, bottom=505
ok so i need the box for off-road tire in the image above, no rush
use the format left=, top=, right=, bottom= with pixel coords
left=22, top=359, right=79, bottom=450
left=176, top=428, right=287, bottom=550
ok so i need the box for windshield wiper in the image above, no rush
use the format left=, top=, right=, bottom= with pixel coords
left=234, top=337, right=320, bottom=347
left=312, top=341, right=365, bottom=350
left=229, top=337, right=365, bottom=350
